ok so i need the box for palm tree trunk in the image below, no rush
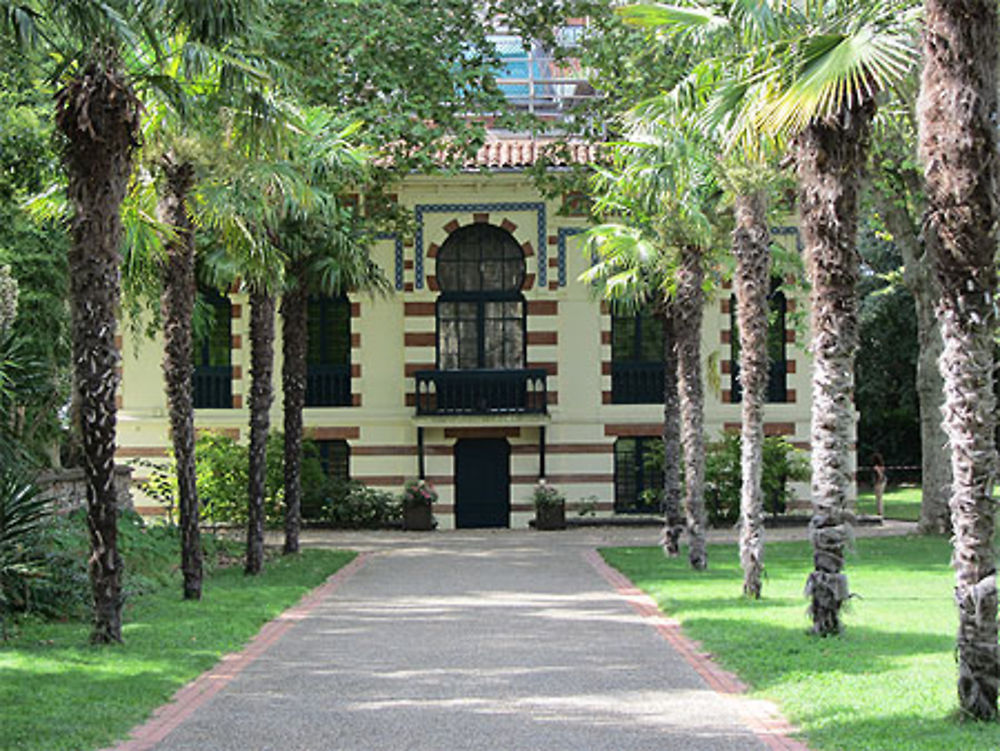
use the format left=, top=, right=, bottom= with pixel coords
left=158, top=154, right=202, bottom=599
left=871, top=183, right=951, bottom=533
left=281, top=270, right=308, bottom=555
left=919, top=0, right=999, bottom=719
left=675, top=245, right=707, bottom=570
left=658, top=305, right=684, bottom=556
left=55, top=53, right=141, bottom=644
left=796, top=98, right=875, bottom=636
left=733, top=191, right=772, bottom=599
left=246, top=286, right=275, bottom=575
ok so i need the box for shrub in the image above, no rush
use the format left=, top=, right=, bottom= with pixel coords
left=704, top=431, right=810, bottom=526
left=531, top=479, right=565, bottom=509
left=322, top=481, right=400, bottom=529
left=145, top=431, right=324, bottom=528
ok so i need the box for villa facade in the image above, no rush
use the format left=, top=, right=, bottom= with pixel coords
left=116, top=145, right=815, bottom=528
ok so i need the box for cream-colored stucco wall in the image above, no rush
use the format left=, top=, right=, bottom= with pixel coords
left=117, top=170, right=817, bottom=528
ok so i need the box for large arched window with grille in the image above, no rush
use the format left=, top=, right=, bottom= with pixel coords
left=436, top=224, right=526, bottom=370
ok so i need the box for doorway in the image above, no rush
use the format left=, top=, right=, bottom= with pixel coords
left=454, top=438, right=511, bottom=528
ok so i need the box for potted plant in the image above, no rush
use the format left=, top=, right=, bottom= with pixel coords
left=532, top=479, right=565, bottom=530
left=401, top=479, right=436, bottom=531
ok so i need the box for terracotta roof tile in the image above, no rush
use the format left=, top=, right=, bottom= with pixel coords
left=470, top=138, right=601, bottom=169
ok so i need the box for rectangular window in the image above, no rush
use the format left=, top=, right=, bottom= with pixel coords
left=315, top=439, right=350, bottom=481
left=611, top=308, right=665, bottom=404
left=192, top=289, right=232, bottom=409
left=438, top=299, right=523, bottom=370
left=614, top=437, right=664, bottom=514
left=730, top=285, right=788, bottom=404
left=305, top=296, right=351, bottom=407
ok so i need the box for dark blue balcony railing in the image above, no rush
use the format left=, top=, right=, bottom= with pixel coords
left=305, top=364, right=351, bottom=407
left=611, top=362, right=666, bottom=405
left=193, top=366, right=232, bottom=409
left=414, top=369, right=548, bottom=416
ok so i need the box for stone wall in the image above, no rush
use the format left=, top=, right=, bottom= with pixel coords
left=36, top=465, right=134, bottom=513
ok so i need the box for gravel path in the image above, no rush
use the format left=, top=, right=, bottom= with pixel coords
left=119, top=522, right=915, bottom=750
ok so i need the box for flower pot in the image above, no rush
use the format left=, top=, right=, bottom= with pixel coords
left=534, top=503, right=565, bottom=530
left=403, top=503, right=434, bottom=531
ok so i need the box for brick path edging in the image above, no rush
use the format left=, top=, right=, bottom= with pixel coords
left=105, top=552, right=371, bottom=751
left=583, top=549, right=812, bottom=751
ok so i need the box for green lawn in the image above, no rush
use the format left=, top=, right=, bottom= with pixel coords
left=856, top=486, right=922, bottom=521
left=602, top=537, right=1000, bottom=751
left=0, top=549, right=355, bottom=751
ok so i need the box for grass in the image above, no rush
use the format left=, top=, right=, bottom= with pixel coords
left=856, top=486, right=922, bottom=521
left=602, top=537, right=1000, bottom=751
left=0, top=547, right=355, bottom=751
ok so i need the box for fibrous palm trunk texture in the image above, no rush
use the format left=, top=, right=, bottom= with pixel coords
left=246, top=288, right=276, bottom=575
left=675, top=245, right=707, bottom=570
left=659, top=305, right=685, bottom=557
left=732, top=191, right=771, bottom=599
left=796, top=98, right=874, bottom=636
left=158, top=155, right=202, bottom=599
left=919, top=0, right=1000, bottom=720
left=281, top=269, right=308, bottom=555
left=55, top=51, right=141, bottom=643
left=872, top=186, right=951, bottom=533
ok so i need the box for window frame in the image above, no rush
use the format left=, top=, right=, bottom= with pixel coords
left=729, top=283, right=789, bottom=404
left=613, top=436, right=664, bottom=514
left=434, top=224, right=527, bottom=372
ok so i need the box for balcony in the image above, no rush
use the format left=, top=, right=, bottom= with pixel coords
left=611, top=362, right=665, bottom=405
left=193, top=366, right=232, bottom=409
left=305, top=364, right=351, bottom=407
left=414, top=369, right=548, bottom=416
left=493, top=33, right=595, bottom=119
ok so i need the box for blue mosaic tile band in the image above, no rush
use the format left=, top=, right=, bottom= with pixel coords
left=772, top=225, right=802, bottom=253
left=556, top=227, right=586, bottom=287
left=414, top=202, right=547, bottom=289
left=375, top=232, right=405, bottom=291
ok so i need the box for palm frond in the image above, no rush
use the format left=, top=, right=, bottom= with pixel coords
left=758, top=25, right=916, bottom=135
left=618, top=3, right=728, bottom=40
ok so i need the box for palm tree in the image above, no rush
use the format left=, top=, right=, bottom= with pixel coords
left=869, top=113, right=950, bottom=534
left=622, top=0, right=917, bottom=632
left=157, top=152, right=203, bottom=599
left=279, top=223, right=388, bottom=554
left=918, top=0, right=999, bottom=720
left=626, top=71, right=785, bottom=593
left=728, top=173, right=773, bottom=598
left=584, top=122, right=723, bottom=570
left=263, top=112, right=380, bottom=555
left=197, top=103, right=354, bottom=573
left=147, top=32, right=270, bottom=599
left=659, top=306, right=685, bottom=556
left=3, top=0, right=260, bottom=642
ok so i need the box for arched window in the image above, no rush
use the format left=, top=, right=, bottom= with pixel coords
left=436, top=225, right=526, bottom=370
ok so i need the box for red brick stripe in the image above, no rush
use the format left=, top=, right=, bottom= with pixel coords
left=527, top=331, right=558, bottom=346
left=604, top=423, right=661, bottom=437
left=107, top=554, right=370, bottom=751
left=404, top=302, right=436, bottom=316
left=583, top=550, right=812, bottom=751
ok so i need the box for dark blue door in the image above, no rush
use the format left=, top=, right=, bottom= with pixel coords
left=454, top=439, right=510, bottom=528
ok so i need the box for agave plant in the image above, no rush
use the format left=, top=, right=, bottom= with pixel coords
left=0, top=467, right=50, bottom=634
